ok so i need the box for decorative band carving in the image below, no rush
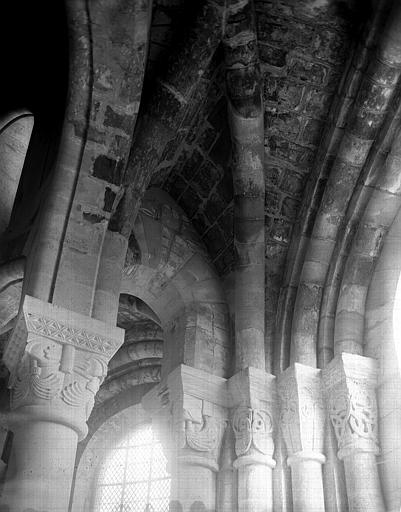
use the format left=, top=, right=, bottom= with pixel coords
left=232, top=406, right=273, bottom=457
left=25, top=312, right=120, bottom=357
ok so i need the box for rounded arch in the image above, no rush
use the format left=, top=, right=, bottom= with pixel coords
left=71, top=400, right=152, bottom=512
left=365, top=206, right=401, bottom=512
left=0, top=111, right=34, bottom=235
left=121, top=188, right=231, bottom=379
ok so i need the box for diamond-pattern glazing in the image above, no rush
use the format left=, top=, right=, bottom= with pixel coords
left=95, top=425, right=170, bottom=512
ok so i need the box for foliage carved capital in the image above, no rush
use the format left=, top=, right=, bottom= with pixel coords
left=277, top=363, right=326, bottom=465
left=3, top=295, right=124, bottom=439
left=322, top=353, right=379, bottom=459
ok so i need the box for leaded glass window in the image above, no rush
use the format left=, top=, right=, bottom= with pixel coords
left=95, top=424, right=170, bottom=512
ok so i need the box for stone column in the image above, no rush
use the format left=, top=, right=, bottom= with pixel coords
left=0, top=295, right=124, bottom=512
left=142, top=364, right=228, bottom=512
left=228, top=368, right=276, bottom=512
left=217, top=424, right=237, bottom=512
left=322, top=352, right=386, bottom=512
left=277, top=363, right=326, bottom=512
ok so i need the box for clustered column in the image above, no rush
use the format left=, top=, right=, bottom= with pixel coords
left=143, top=365, right=278, bottom=512
left=277, top=364, right=326, bottom=512
left=0, top=295, right=124, bottom=512
left=143, top=354, right=388, bottom=511
left=322, top=352, right=385, bottom=512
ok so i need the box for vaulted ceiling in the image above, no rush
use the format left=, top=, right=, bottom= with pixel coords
left=129, top=0, right=368, bottom=321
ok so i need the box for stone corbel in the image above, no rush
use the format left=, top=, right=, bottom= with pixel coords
left=228, top=367, right=276, bottom=470
left=142, top=364, right=229, bottom=472
left=322, top=352, right=379, bottom=460
left=277, top=363, right=326, bottom=467
left=2, top=295, right=124, bottom=439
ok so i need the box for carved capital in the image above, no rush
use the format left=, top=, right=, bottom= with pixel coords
left=3, top=296, right=124, bottom=439
left=228, top=367, right=276, bottom=469
left=322, top=353, right=379, bottom=459
left=277, top=364, right=326, bottom=466
left=142, top=365, right=228, bottom=472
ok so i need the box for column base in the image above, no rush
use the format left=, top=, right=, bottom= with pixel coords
left=234, top=453, right=276, bottom=469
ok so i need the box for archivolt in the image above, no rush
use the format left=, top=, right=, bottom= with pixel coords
left=121, top=188, right=231, bottom=379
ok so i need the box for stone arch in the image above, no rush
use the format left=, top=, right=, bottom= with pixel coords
left=71, top=399, right=152, bottom=512
left=95, top=299, right=163, bottom=406
left=0, top=111, right=33, bottom=335
left=22, top=0, right=153, bottom=316
left=121, top=188, right=231, bottom=378
left=0, top=111, right=34, bottom=235
left=365, top=207, right=401, bottom=512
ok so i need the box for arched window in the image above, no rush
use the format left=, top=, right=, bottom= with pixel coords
left=94, top=424, right=170, bottom=512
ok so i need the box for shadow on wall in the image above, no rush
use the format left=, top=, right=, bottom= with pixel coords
left=121, top=187, right=232, bottom=378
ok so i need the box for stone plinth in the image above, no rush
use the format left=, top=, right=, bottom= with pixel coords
left=0, top=295, right=124, bottom=512
left=278, top=363, right=325, bottom=512
left=322, top=353, right=385, bottom=512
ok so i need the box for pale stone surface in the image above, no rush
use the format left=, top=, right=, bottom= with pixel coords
left=277, top=363, right=326, bottom=512
left=0, top=115, right=33, bottom=234
left=228, top=368, right=276, bottom=512
left=142, top=365, right=276, bottom=512
left=142, top=364, right=228, bottom=511
left=0, top=295, right=124, bottom=512
left=322, top=353, right=385, bottom=512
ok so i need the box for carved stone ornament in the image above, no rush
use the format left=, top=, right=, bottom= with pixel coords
left=277, top=364, right=325, bottom=461
left=3, top=295, right=123, bottom=378
left=327, top=378, right=379, bottom=458
left=3, top=296, right=124, bottom=439
left=322, top=353, right=380, bottom=459
left=142, top=365, right=229, bottom=471
left=185, top=413, right=221, bottom=452
left=232, top=406, right=273, bottom=457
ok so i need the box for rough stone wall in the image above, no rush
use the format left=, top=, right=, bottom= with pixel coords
left=148, top=1, right=354, bottom=357
left=150, top=54, right=235, bottom=276
left=122, top=189, right=231, bottom=377
left=259, top=0, right=355, bottom=351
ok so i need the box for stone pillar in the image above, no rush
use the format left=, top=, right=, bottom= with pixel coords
left=277, top=363, right=326, bottom=512
left=228, top=368, right=276, bottom=512
left=142, top=365, right=228, bottom=512
left=322, top=352, right=386, bottom=512
left=0, top=295, right=124, bottom=512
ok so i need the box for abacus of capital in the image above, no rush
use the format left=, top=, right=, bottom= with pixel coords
left=0, top=295, right=124, bottom=512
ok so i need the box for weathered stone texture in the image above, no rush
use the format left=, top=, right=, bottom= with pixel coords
left=148, top=1, right=352, bottom=291
left=151, top=62, right=235, bottom=275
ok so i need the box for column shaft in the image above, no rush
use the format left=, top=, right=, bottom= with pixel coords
left=278, top=364, right=326, bottom=512
left=289, top=458, right=325, bottom=512
left=0, top=295, right=124, bottom=512
left=343, top=452, right=385, bottom=512
left=2, top=422, right=78, bottom=512
left=237, top=464, right=273, bottom=512
left=323, top=353, right=385, bottom=512
left=229, top=370, right=276, bottom=512
left=142, top=365, right=228, bottom=512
